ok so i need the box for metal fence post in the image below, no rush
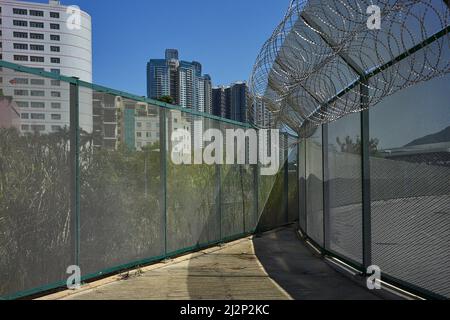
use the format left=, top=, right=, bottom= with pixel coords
left=284, top=134, right=289, bottom=224
left=69, top=79, right=80, bottom=268
left=254, top=130, right=260, bottom=232
left=322, top=124, right=330, bottom=250
left=216, top=163, right=222, bottom=242
left=159, top=108, right=168, bottom=256
left=361, top=80, right=372, bottom=271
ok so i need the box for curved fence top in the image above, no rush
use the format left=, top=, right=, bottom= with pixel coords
left=249, top=0, right=450, bottom=136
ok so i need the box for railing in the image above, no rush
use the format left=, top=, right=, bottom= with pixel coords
left=0, top=60, right=299, bottom=299
left=297, top=61, right=450, bottom=300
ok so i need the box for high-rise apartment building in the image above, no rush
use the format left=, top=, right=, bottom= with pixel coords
left=212, top=82, right=249, bottom=123
left=147, top=49, right=212, bottom=113
left=0, top=0, right=93, bottom=134
left=212, top=86, right=227, bottom=119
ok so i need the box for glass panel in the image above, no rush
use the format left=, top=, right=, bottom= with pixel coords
left=79, top=88, right=163, bottom=276
left=166, top=111, right=219, bottom=252
left=242, top=164, right=257, bottom=234
left=257, top=133, right=286, bottom=231
left=306, top=126, right=324, bottom=245
left=298, top=139, right=307, bottom=232
left=287, top=136, right=299, bottom=222
left=326, top=113, right=363, bottom=263
left=370, top=72, right=450, bottom=298
left=220, top=122, right=257, bottom=238
left=0, top=67, right=74, bottom=298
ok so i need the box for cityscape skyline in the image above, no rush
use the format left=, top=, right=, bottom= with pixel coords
left=11, top=0, right=291, bottom=96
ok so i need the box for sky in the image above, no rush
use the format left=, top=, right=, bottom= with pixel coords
left=26, top=0, right=291, bottom=96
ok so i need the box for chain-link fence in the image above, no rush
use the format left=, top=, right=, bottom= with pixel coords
left=0, top=60, right=299, bottom=299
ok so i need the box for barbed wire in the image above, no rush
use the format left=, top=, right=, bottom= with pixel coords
left=248, top=0, right=450, bottom=137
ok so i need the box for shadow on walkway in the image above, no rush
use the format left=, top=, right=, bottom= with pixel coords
left=252, top=225, right=397, bottom=300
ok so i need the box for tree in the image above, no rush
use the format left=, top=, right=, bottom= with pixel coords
left=336, top=135, right=379, bottom=155
left=156, top=96, right=174, bottom=104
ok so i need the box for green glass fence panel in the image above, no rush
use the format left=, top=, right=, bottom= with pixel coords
left=221, top=163, right=245, bottom=238
left=298, top=139, right=307, bottom=232
left=287, top=136, right=299, bottom=223
left=306, top=126, right=324, bottom=246
left=242, top=164, right=257, bottom=233
left=257, top=133, right=286, bottom=231
left=326, top=112, right=363, bottom=264
left=218, top=122, right=258, bottom=236
left=78, top=88, right=164, bottom=277
left=165, top=111, right=220, bottom=253
left=369, top=69, right=450, bottom=299
left=0, top=66, right=74, bottom=298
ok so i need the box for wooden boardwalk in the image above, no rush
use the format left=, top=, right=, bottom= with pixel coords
left=39, top=226, right=390, bottom=300
left=41, top=234, right=291, bottom=300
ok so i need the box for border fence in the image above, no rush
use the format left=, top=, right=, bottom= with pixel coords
left=0, top=60, right=299, bottom=299
left=249, top=0, right=450, bottom=300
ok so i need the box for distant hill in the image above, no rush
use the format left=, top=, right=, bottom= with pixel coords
left=405, top=126, right=450, bottom=147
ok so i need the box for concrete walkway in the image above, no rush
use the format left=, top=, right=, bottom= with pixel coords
left=41, top=226, right=388, bottom=300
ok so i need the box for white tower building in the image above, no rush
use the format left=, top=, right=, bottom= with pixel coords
left=0, top=0, right=92, bottom=133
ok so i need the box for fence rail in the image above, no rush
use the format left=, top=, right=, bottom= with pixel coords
left=0, top=60, right=299, bottom=299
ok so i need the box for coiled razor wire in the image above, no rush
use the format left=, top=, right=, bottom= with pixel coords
left=249, top=0, right=450, bottom=137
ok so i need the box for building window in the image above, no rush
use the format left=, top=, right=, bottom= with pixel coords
left=137, top=132, right=142, bottom=137
left=51, top=80, right=60, bottom=86
left=31, top=113, right=45, bottom=120
left=50, top=46, right=60, bottom=52
left=31, top=125, right=45, bottom=132
left=50, top=34, right=60, bottom=41
left=51, top=125, right=61, bottom=131
left=51, top=114, right=61, bottom=120
left=137, top=122, right=142, bottom=128
left=13, top=32, right=28, bottom=38
left=51, top=91, right=61, bottom=98
left=30, top=33, right=44, bottom=40
left=16, top=101, right=29, bottom=108
left=15, top=90, right=28, bottom=96
left=31, top=79, right=45, bottom=85
left=14, top=55, right=28, bottom=61
left=50, top=12, right=60, bottom=18
left=50, top=69, right=60, bottom=74
left=50, top=23, right=60, bottom=30
left=30, top=44, right=44, bottom=51
left=30, top=56, right=44, bottom=63
left=14, top=78, right=29, bottom=84
left=21, top=125, right=30, bottom=131
left=13, top=8, right=28, bottom=15
left=30, top=90, right=45, bottom=97
left=21, top=113, right=29, bottom=119
left=13, top=20, right=28, bottom=27
left=29, top=10, right=44, bottom=17
left=13, top=43, right=28, bottom=50
left=31, top=102, right=45, bottom=108
left=51, top=102, right=61, bottom=109
left=30, top=21, right=44, bottom=28
left=51, top=57, right=60, bottom=64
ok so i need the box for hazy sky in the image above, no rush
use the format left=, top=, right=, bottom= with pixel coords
left=26, top=0, right=291, bottom=95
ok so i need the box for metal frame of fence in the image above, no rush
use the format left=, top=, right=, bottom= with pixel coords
left=295, top=24, right=450, bottom=300
left=0, top=59, right=299, bottom=300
